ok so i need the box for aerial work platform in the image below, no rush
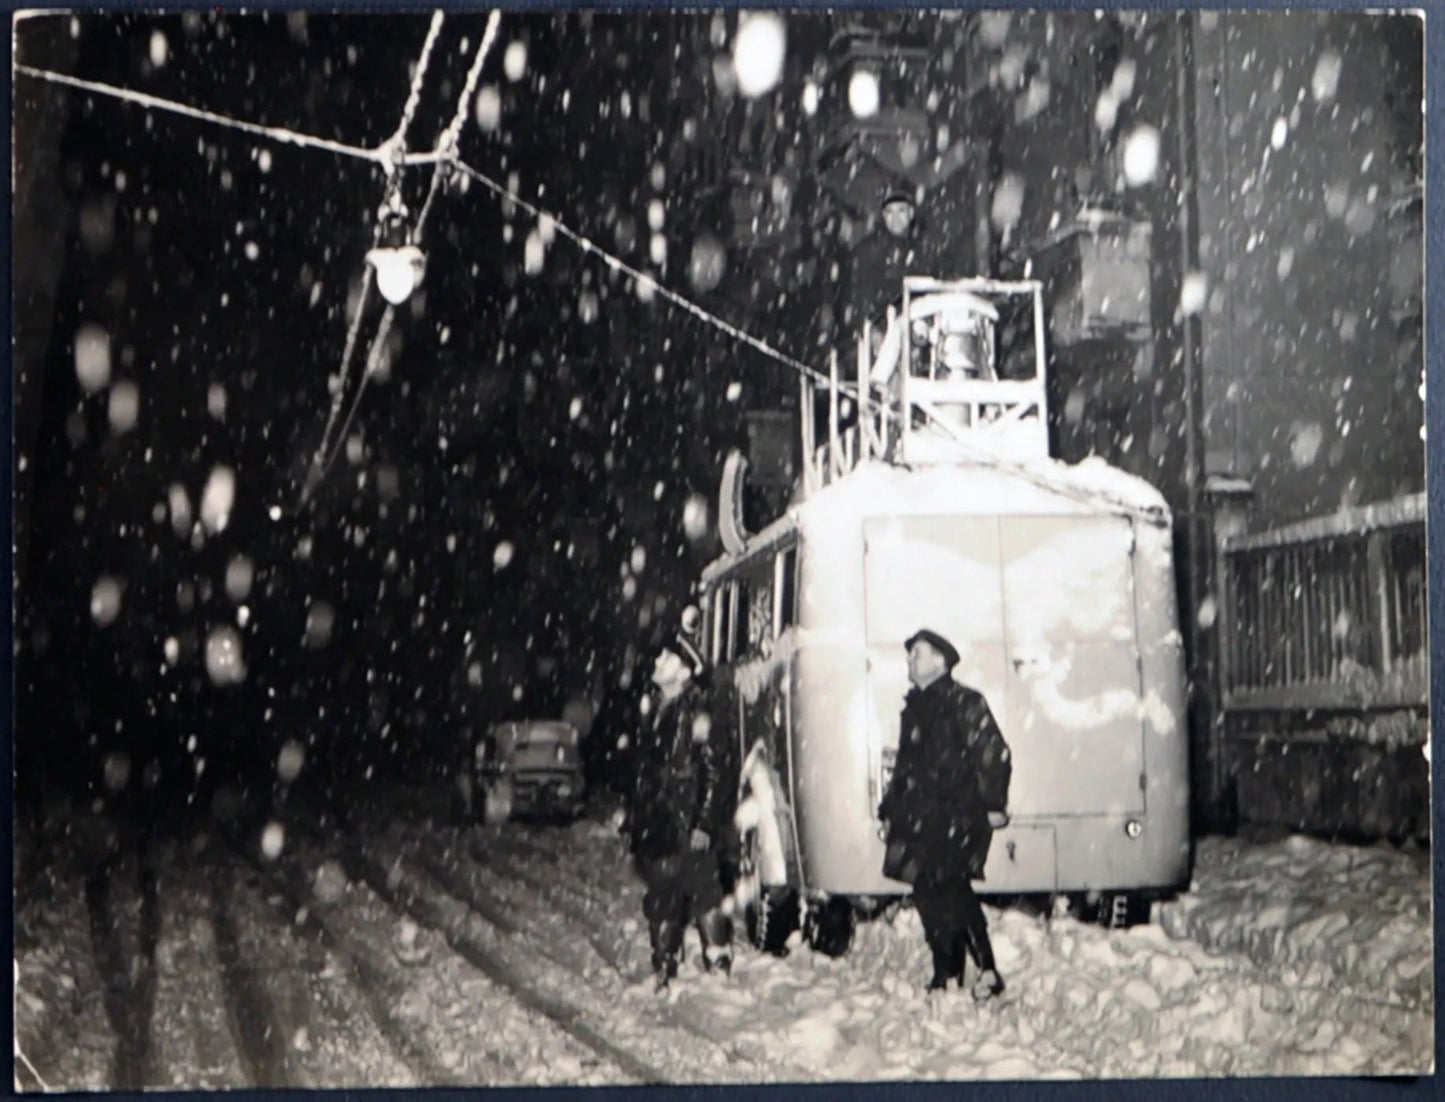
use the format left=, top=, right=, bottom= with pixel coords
left=802, top=276, right=1050, bottom=493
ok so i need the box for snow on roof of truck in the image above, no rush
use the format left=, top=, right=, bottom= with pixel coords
left=701, top=455, right=1171, bottom=581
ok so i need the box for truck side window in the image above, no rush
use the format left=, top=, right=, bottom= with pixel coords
left=733, top=580, right=750, bottom=659
left=746, top=573, right=773, bottom=652
left=706, top=589, right=722, bottom=664
left=720, top=583, right=737, bottom=663
left=777, top=547, right=798, bottom=631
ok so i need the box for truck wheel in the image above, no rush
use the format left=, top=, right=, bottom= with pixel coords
left=748, top=885, right=799, bottom=956
left=805, top=895, right=855, bottom=957
left=733, top=823, right=797, bottom=955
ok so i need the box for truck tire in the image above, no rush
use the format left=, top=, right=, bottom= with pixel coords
left=805, top=895, right=856, bottom=957
left=748, top=886, right=798, bottom=956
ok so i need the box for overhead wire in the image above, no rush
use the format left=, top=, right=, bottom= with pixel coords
left=20, top=20, right=1135, bottom=516
left=442, top=158, right=1165, bottom=516
left=15, top=48, right=858, bottom=400
left=447, top=156, right=848, bottom=395
left=16, top=36, right=874, bottom=415
left=383, top=11, right=445, bottom=164
left=444, top=155, right=1140, bottom=516
left=302, top=10, right=503, bottom=506
left=416, top=11, right=500, bottom=232
left=302, top=11, right=447, bottom=506
left=14, top=64, right=448, bottom=166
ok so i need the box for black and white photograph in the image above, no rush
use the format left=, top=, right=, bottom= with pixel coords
left=11, top=7, right=1432, bottom=1089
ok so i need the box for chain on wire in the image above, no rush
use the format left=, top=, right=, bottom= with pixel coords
left=383, top=11, right=445, bottom=167
left=303, top=11, right=504, bottom=505
left=303, top=13, right=451, bottom=506
left=415, top=10, right=502, bottom=234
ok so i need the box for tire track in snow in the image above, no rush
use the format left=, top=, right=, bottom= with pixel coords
left=348, top=831, right=665, bottom=1084
left=452, top=829, right=639, bottom=975
left=14, top=848, right=123, bottom=1090
left=414, top=823, right=817, bottom=1082
left=149, top=846, right=250, bottom=1089
left=208, top=851, right=307, bottom=1088
left=507, top=820, right=646, bottom=907
left=215, top=818, right=471, bottom=1087
left=463, top=822, right=650, bottom=971
left=252, top=805, right=621, bottom=1086
left=82, top=843, right=161, bottom=1089
left=468, top=827, right=600, bottom=909
left=324, top=791, right=810, bottom=1083
left=209, top=844, right=420, bottom=1087
left=412, top=836, right=647, bottom=999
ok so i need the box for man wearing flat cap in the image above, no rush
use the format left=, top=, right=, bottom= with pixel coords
left=878, top=628, right=1012, bottom=999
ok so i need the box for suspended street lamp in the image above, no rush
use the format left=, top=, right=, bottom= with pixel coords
left=365, top=197, right=427, bottom=305
left=367, top=242, right=426, bottom=305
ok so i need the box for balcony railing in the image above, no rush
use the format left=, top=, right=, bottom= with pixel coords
left=1220, top=493, right=1427, bottom=711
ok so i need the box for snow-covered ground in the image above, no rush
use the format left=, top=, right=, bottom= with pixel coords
left=553, top=812, right=1434, bottom=1081
left=1159, top=833, right=1433, bottom=1005
left=13, top=790, right=1434, bottom=1089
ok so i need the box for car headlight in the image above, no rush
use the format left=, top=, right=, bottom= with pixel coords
left=1124, top=819, right=1143, bottom=839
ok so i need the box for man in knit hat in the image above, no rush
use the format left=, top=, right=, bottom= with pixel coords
left=848, top=186, right=935, bottom=334
left=623, top=626, right=733, bottom=989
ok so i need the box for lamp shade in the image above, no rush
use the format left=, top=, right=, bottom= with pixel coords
left=366, top=244, right=426, bottom=305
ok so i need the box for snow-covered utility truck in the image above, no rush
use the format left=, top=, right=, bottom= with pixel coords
left=700, top=277, right=1191, bottom=957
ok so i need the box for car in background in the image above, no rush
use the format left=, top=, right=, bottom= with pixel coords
left=458, top=719, right=586, bottom=823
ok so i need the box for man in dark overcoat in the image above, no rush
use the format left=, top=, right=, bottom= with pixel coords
left=878, top=628, right=1012, bottom=999
left=847, top=189, right=939, bottom=335
left=625, top=631, right=733, bottom=990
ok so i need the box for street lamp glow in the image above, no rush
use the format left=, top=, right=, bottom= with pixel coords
left=366, top=243, right=426, bottom=305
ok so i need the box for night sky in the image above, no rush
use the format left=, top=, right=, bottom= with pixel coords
left=14, top=12, right=806, bottom=805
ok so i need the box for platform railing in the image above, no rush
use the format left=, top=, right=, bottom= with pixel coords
left=800, top=279, right=1050, bottom=492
